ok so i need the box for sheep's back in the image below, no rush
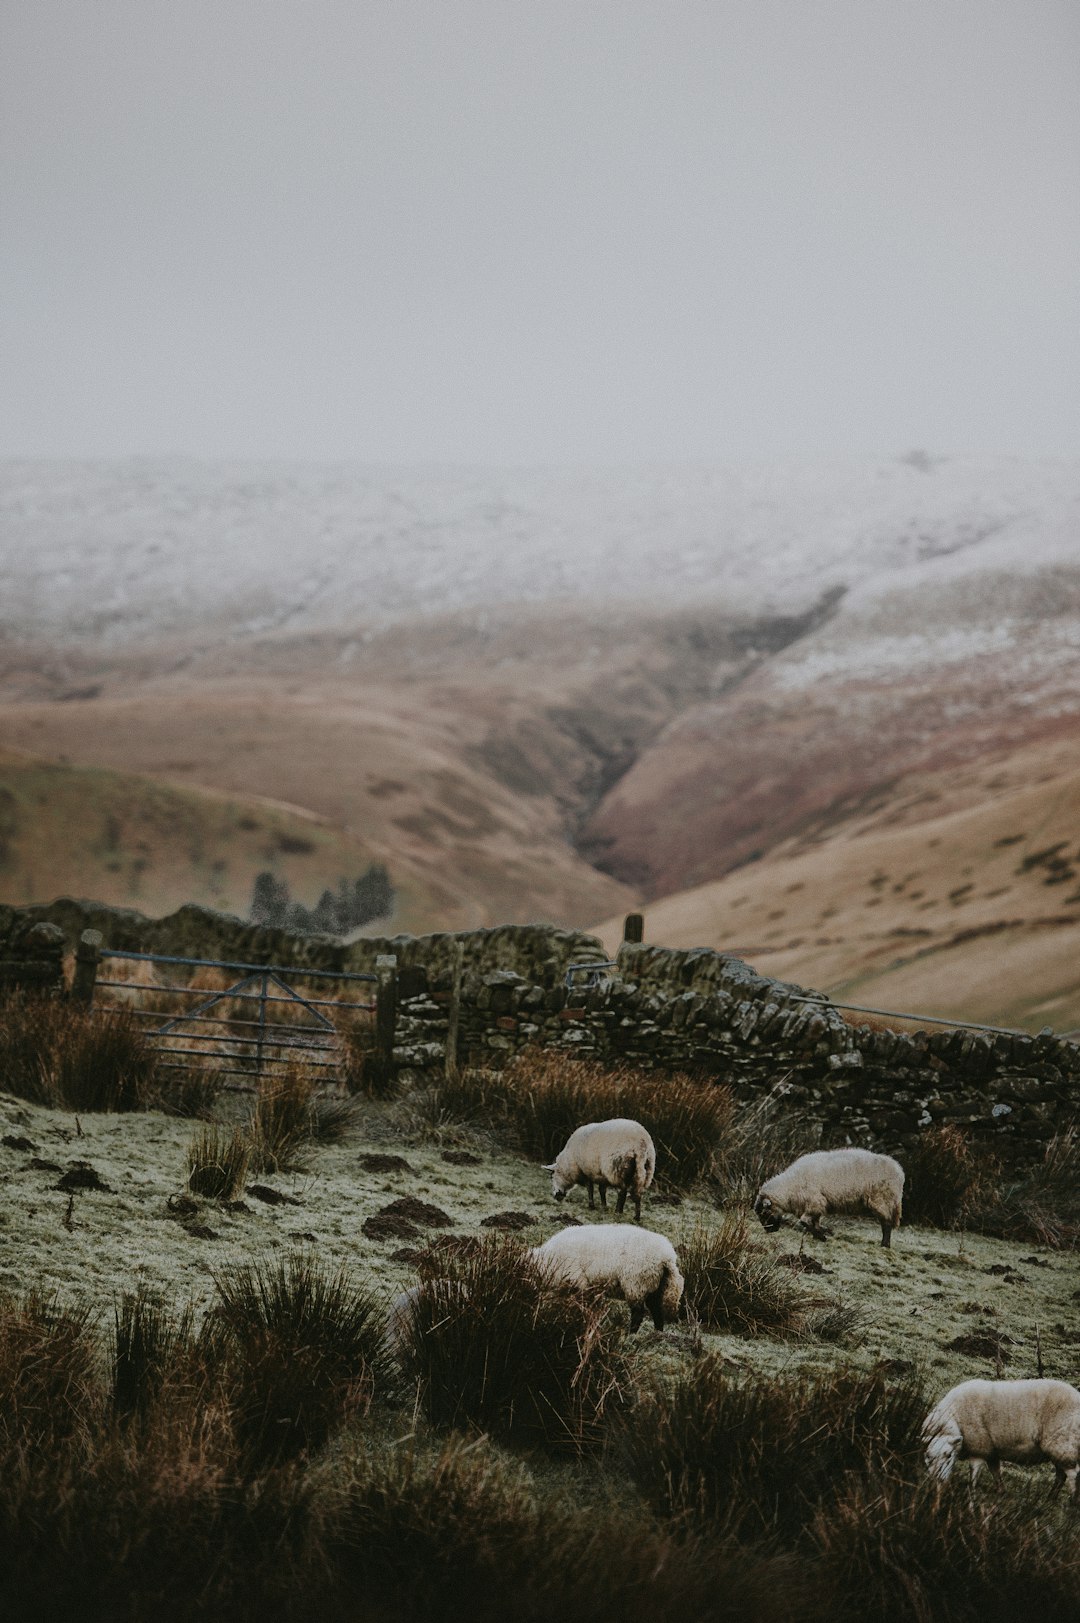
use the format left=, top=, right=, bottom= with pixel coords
left=762, top=1148, right=902, bottom=1210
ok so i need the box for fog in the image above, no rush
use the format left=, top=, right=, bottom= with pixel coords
left=2, top=1, right=1078, bottom=463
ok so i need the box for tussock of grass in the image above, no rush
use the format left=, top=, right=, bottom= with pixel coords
left=812, top=1475, right=1080, bottom=1623
left=186, top=1124, right=250, bottom=1200
left=0, top=1289, right=99, bottom=1450
left=111, top=1287, right=196, bottom=1424
left=209, top=1251, right=388, bottom=1467
left=716, top=1081, right=824, bottom=1203
left=325, top=1435, right=818, bottom=1623
left=904, top=1124, right=994, bottom=1228
left=967, top=1122, right=1080, bottom=1249
left=396, top=1235, right=629, bottom=1449
left=680, top=1211, right=817, bottom=1336
left=248, top=1065, right=318, bottom=1173
left=618, top=1356, right=927, bottom=1542
left=0, top=993, right=160, bottom=1111
left=905, top=1122, right=1080, bottom=1248
left=421, top=1049, right=732, bottom=1189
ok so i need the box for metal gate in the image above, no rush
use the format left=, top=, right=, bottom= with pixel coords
left=88, top=947, right=378, bottom=1088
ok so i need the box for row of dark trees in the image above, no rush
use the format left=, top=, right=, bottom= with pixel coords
left=248, top=866, right=394, bottom=936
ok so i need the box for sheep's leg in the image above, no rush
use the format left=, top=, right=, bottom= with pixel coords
left=633, top=1191, right=642, bottom=1223
left=804, top=1213, right=829, bottom=1241
left=586, top=1179, right=595, bottom=1209
left=628, top=1302, right=645, bottom=1333
left=1052, top=1465, right=1066, bottom=1496
left=599, top=1181, right=609, bottom=1209
left=880, top=1218, right=893, bottom=1248
left=644, top=1284, right=666, bottom=1331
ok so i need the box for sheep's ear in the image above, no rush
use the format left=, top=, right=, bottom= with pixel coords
left=541, top=1162, right=556, bottom=1172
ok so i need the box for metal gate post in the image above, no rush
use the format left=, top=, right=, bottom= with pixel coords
left=255, top=970, right=269, bottom=1079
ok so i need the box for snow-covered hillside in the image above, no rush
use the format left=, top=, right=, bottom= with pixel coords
left=2, top=455, right=1077, bottom=649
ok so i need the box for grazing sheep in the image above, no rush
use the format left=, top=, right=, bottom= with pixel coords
left=923, top=1378, right=1080, bottom=1498
left=754, top=1147, right=905, bottom=1247
left=542, top=1118, right=656, bottom=1221
left=532, top=1223, right=683, bottom=1331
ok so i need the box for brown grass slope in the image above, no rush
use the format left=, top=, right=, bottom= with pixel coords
left=594, top=735, right=1080, bottom=1034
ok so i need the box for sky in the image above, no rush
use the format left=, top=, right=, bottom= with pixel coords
left=1, top=1, right=1078, bottom=464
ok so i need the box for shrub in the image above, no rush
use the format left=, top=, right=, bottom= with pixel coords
left=310, top=1090, right=361, bottom=1143
left=966, top=1122, right=1080, bottom=1249
left=152, top=1064, right=224, bottom=1120
left=716, top=1081, right=823, bottom=1204
left=111, top=1287, right=196, bottom=1424
left=617, top=1356, right=927, bottom=1542
left=812, top=1474, right=1080, bottom=1623
left=186, top=1125, right=250, bottom=1200
left=324, top=1435, right=819, bottom=1623
left=209, top=1251, right=388, bottom=1467
left=679, top=1211, right=816, bottom=1336
left=397, top=1236, right=629, bottom=1449
left=903, top=1125, right=994, bottom=1228
left=0, top=993, right=159, bottom=1111
left=248, top=1065, right=317, bottom=1173
left=0, top=1289, right=99, bottom=1452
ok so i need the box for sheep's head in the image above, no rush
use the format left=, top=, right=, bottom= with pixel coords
left=753, top=1192, right=784, bottom=1233
left=542, top=1161, right=571, bottom=1201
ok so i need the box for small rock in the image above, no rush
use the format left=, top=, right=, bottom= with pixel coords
left=357, top=1153, right=413, bottom=1174
left=183, top=1222, right=219, bottom=1240
left=166, top=1193, right=201, bottom=1218
left=29, top=1157, right=63, bottom=1173
left=480, top=1211, right=537, bottom=1231
left=55, top=1162, right=111, bottom=1193
left=377, top=1196, right=453, bottom=1228
left=247, top=1184, right=302, bottom=1207
left=363, top=1213, right=420, bottom=1242
left=1, top=1135, right=35, bottom=1152
left=389, top=1246, right=426, bottom=1264
left=775, top=1252, right=829, bottom=1275
left=441, top=1149, right=482, bottom=1166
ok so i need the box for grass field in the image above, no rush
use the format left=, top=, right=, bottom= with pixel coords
left=3, top=1066, right=1080, bottom=1622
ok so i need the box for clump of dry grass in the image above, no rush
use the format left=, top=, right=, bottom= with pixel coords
left=903, top=1124, right=995, bottom=1228
left=0, top=992, right=160, bottom=1111
left=396, top=1235, right=629, bottom=1450
left=247, top=1065, right=318, bottom=1172
left=420, top=1050, right=732, bottom=1189
left=618, top=1357, right=927, bottom=1543
left=186, top=1125, right=250, bottom=1200
left=903, top=1122, right=1080, bottom=1249
left=679, top=1211, right=817, bottom=1336
left=209, top=1251, right=388, bottom=1467
left=324, top=1435, right=817, bottom=1623
left=812, top=1474, right=1080, bottom=1623
left=715, top=1081, right=824, bottom=1203
left=0, top=1289, right=99, bottom=1451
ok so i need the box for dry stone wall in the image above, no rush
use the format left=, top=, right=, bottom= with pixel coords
left=3, top=900, right=1078, bottom=1163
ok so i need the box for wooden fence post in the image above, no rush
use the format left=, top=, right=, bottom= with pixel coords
left=71, top=930, right=103, bottom=1004
left=444, top=938, right=464, bottom=1082
left=372, top=954, right=398, bottom=1090
left=623, top=912, right=644, bottom=944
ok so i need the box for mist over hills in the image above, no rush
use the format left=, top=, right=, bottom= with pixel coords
left=2, top=454, right=1076, bottom=659
left=1, top=453, right=1077, bottom=1027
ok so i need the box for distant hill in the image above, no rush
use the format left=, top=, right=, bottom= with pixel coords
left=593, top=734, right=1080, bottom=1036
left=2, top=454, right=1079, bottom=1019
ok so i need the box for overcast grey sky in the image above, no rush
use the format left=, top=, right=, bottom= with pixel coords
left=2, top=1, right=1078, bottom=463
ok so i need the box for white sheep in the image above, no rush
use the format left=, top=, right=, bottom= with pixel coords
left=754, top=1147, right=905, bottom=1247
left=532, top=1222, right=683, bottom=1331
left=923, top=1378, right=1080, bottom=1498
left=542, top=1118, right=656, bottom=1221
